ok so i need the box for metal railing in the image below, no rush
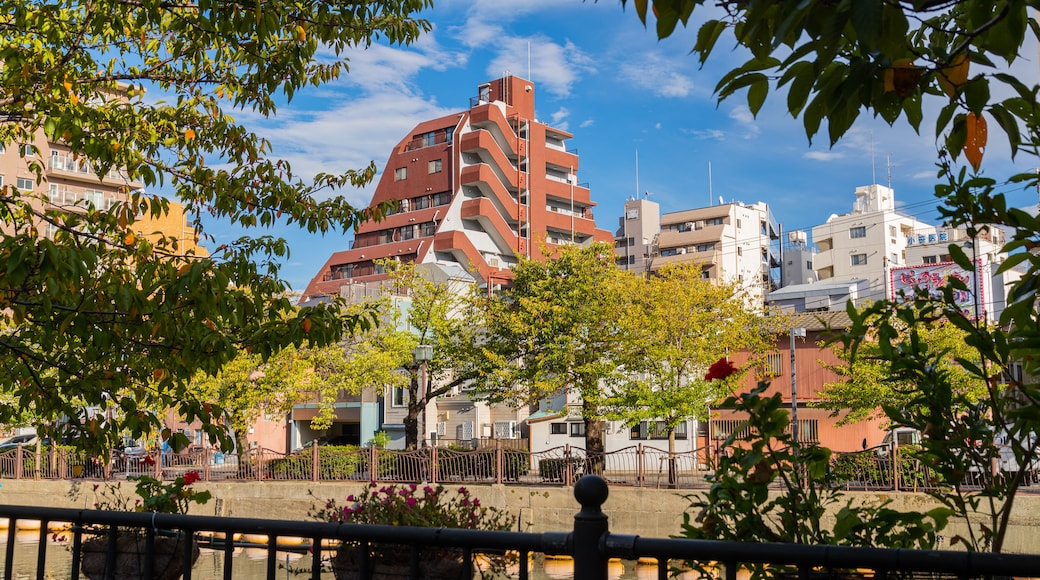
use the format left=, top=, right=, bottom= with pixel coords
left=3, top=475, right=1040, bottom=580
left=4, top=442, right=1039, bottom=493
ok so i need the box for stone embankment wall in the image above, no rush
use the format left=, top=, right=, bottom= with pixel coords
left=4, top=479, right=1039, bottom=553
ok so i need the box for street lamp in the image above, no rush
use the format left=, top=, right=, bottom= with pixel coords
left=790, top=327, right=806, bottom=448
left=413, top=345, right=434, bottom=447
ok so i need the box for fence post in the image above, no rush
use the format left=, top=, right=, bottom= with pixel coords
left=893, top=445, right=900, bottom=492
left=564, top=445, right=573, bottom=487
left=637, top=444, right=644, bottom=488
left=430, top=446, right=438, bottom=483
left=312, top=441, right=320, bottom=482
left=370, top=445, right=378, bottom=482
left=203, top=448, right=211, bottom=482
left=572, top=474, right=609, bottom=580
left=496, top=439, right=503, bottom=485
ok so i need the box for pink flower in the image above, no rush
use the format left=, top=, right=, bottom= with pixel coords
left=705, top=358, right=738, bottom=381
left=406, top=497, right=417, bottom=507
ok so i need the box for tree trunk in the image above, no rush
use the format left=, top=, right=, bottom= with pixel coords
left=585, top=417, right=605, bottom=475
left=667, top=428, right=677, bottom=489
left=404, top=372, right=421, bottom=451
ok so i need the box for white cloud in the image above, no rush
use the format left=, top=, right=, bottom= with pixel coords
left=618, top=53, right=697, bottom=98
left=912, top=170, right=937, bottom=179
left=804, top=151, right=845, bottom=161
left=682, top=128, right=726, bottom=141
left=550, top=107, right=570, bottom=130
left=728, top=105, right=760, bottom=138
left=261, top=93, right=457, bottom=206
left=579, top=119, right=594, bottom=128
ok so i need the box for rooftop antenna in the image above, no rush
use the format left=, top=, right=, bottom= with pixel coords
left=887, top=153, right=893, bottom=190
left=632, top=149, right=640, bottom=202
left=871, top=131, right=876, bottom=185
left=708, top=161, right=714, bottom=206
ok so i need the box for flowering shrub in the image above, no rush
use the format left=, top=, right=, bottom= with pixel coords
left=312, top=482, right=513, bottom=530
left=90, top=471, right=211, bottom=515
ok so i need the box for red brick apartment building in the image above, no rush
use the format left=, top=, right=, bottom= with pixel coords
left=302, top=76, right=613, bottom=299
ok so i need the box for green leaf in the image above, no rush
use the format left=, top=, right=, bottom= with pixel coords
left=850, top=0, right=883, bottom=51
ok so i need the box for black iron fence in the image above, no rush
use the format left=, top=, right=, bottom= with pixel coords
left=3, top=442, right=1039, bottom=492
left=2, top=475, right=1039, bottom=580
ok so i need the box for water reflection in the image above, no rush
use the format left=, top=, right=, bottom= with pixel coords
left=0, top=530, right=700, bottom=579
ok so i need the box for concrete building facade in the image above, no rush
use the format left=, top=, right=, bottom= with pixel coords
left=811, top=184, right=935, bottom=303
left=302, top=76, right=613, bottom=300
left=615, top=200, right=781, bottom=308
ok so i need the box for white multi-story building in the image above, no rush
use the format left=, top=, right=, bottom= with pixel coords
left=615, top=197, right=661, bottom=276
left=617, top=199, right=781, bottom=308
left=812, top=184, right=935, bottom=302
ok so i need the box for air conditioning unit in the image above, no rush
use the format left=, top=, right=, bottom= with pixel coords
left=678, top=248, right=687, bottom=254
left=684, top=222, right=695, bottom=231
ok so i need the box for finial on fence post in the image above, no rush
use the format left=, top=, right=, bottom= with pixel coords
left=573, top=474, right=609, bottom=579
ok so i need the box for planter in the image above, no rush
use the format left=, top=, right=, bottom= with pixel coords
left=81, top=533, right=200, bottom=580
left=331, top=546, right=470, bottom=580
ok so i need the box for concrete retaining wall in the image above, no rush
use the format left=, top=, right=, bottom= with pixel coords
left=3, top=479, right=1038, bottom=553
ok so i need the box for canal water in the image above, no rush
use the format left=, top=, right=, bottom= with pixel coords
left=0, top=530, right=689, bottom=579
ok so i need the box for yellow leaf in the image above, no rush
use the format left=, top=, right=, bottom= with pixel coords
left=294, top=25, right=306, bottom=42
left=70, top=93, right=79, bottom=105
left=938, top=53, right=969, bottom=97
left=185, top=128, right=196, bottom=140
left=124, top=232, right=136, bottom=245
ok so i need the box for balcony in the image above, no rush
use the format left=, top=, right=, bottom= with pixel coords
left=48, top=154, right=133, bottom=185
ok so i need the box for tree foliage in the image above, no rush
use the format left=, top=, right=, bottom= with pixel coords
left=604, top=262, right=780, bottom=452
left=475, top=243, right=633, bottom=464
left=623, top=0, right=1040, bottom=552
left=0, top=1, right=431, bottom=454
left=817, top=316, right=986, bottom=425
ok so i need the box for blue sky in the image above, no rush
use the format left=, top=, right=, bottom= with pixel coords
left=202, top=1, right=1040, bottom=292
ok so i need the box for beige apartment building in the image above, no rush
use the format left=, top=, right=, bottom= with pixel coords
left=616, top=197, right=781, bottom=308
left=0, top=131, right=137, bottom=231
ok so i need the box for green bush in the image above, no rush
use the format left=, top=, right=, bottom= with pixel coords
left=267, top=446, right=365, bottom=480
left=538, top=457, right=583, bottom=482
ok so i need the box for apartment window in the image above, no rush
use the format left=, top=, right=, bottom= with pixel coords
left=397, top=199, right=409, bottom=213
left=433, top=192, right=451, bottom=206
left=420, top=222, right=437, bottom=236
left=923, top=256, right=937, bottom=264
left=696, top=243, right=715, bottom=252
left=550, top=423, right=567, bottom=435
left=19, top=144, right=34, bottom=157
left=737, top=247, right=743, bottom=256
left=628, top=237, right=635, bottom=246
left=630, top=420, right=687, bottom=440
left=0, top=175, right=4, bottom=187
left=401, top=226, right=415, bottom=241
left=767, top=352, right=783, bottom=376
left=736, top=219, right=742, bottom=228
left=16, top=177, right=33, bottom=191
left=660, top=248, right=677, bottom=257
left=891, top=253, right=898, bottom=264
left=420, top=131, right=436, bottom=147
left=851, top=253, right=868, bottom=266
left=850, top=226, right=867, bottom=238
left=428, top=159, right=442, bottom=174
left=806, top=261, right=812, bottom=270
left=445, top=128, right=453, bottom=143
left=890, top=225, right=897, bottom=237
left=701, top=267, right=711, bottom=279
left=569, top=422, right=585, bottom=437
left=0, top=144, right=5, bottom=153
left=394, top=167, right=407, bottom=181
left=628, top=255, right=635, bottom=265
left=391, top=386, right=408, bottom=407
left=414, top=196, right=431, bottom=210
left=705, top=217, right=724, bottom=226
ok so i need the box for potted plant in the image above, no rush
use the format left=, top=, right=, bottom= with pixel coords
left=311, top=483, right=514, bottom=579
left=81, top=470, right=212, bottom=580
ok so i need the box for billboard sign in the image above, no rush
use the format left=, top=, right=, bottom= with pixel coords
left=889, top=260, right=982, bottom=317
